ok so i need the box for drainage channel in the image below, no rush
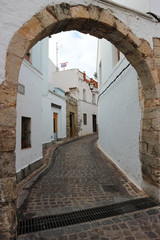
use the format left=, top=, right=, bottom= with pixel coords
left=17, top=197, right=158, bottom=235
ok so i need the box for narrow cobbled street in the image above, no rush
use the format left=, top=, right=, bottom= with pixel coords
left=18, top=134, right=160, bottom=240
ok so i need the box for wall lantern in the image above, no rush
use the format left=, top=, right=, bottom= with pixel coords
left=89, top=82, right=95, bottom=91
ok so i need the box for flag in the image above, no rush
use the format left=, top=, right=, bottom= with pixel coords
left=60, top=62, right=68, bottom=68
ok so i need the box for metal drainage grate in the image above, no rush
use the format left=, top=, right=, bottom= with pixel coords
left=17, top=197, right=158, bottom=235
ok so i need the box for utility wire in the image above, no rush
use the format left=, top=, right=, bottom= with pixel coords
left=98, top=63, right=131, bottom=102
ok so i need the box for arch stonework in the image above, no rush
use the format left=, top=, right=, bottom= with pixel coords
left=1, top=3, right=160, bottom=239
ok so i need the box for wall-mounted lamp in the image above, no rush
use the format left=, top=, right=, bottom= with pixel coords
left=89, top=82, right=95, bottom=91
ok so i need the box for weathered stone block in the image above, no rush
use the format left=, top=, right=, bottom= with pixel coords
left=133, top=58, right=153, bottom=75
left=70, top=5, right=89, bottom=19
left=138, top=68, right=159, bottom=90
left=141, top=130, right=160, bottom=145
left=152, top=168, right=160, bottom=176
left=151, top=168, right=160, bottom=183
left=88, top=4, right=101, bottom=21
left=5, top=53, right=22, bottom=84
left=19, top=16, right=44, bottom=43
left=154, top=56, right=160, bottom=68
left=106, top=30, right=125, bottom=45
left=0, top=177, right=16, bottom=202
left=0, top=151, right=16, bottom=177
left=99, top=9, right=116, bottom=29
left=150, top=68, right=160, bottom=84
left=138, top=39, right=153, bottom=57
left=144, top=84, right=160, bottom=100
left=0, top=107, right=16, bottom=127
left=143, top=107, right=160, bottom=119
left=24, top=164, right=31, bottom=178
left=47, top=3, right=72, bottom=22
left=144, top=99, right=160, bottom=108
left=0, top=127, right=16, bottom=151
left=145, top=144, right=160, bottom=158
left=152, top=118, right=160, bottom=130
left=115, top=19, right=128, bottom=37
left=153, top=46, right=160, bottom=57
left=140, top=153, right=160, bottom=168
left=153, top=38, right=160, bottom=48
left=0, top=203, right=16, bottom=233
left=36, top=8, right=58, bottom=35
left=139, top=142, right=148, bottom=154
left=142, top=119, right=152, bottom=130
left=127, top=31, right=141, bottom=48
left=0, top=82, right=17, bottom=108
left=7, top=31, right=31, bottom=58
left=141, top=164, right=151, bottom=178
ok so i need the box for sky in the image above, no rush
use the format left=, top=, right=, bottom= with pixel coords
left=49, top=31, right=98, bottom=79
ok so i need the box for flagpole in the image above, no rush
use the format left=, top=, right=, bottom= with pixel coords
left=56, top=42, right=58, bottom=72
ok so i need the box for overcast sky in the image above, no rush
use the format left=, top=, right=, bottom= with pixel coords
left=49, top=31, right=98, bottom=79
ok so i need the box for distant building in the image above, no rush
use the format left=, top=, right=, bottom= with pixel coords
left=66, top=95, right=78, bottom=139
left=49, top=68, right=98, bottom=137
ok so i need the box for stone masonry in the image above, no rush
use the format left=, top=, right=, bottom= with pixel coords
left=66, top=94, right=78, bottom=139
left=1, top=2, right=160, bottom=239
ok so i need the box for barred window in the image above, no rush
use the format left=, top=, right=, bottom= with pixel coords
left=83, top=89, right=86, bottom=101
left=21, top=117, right=31, bottom=149
left=83, top=113, right=87, bottom=125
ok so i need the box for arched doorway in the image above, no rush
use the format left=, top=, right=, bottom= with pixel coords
left=1, top=3, right=160, bottom=239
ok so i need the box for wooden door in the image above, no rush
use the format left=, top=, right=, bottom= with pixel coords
left=53, top=113, right=58, bottom=140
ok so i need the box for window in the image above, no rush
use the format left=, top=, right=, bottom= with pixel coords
left=99, top=62, right=102, bottom=86
left=92, top=93, right=96, bottom=104
left=18, top=83, right=25, bottom=95
left=112, top=45, right=120, bottom=67
left=21, top=117, right=31, bottom=149
left=83, top=89, right=86, bottom=101
left=83, top=113, right=87, bottom=125
left=25, top=51, right=32, bottom=62
left=117, top=49, right=120, bottom=61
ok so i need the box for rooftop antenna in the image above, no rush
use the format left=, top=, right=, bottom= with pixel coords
left=56, top=42, right=59, bottom=72
left=56, top=38, right=63, bottom=72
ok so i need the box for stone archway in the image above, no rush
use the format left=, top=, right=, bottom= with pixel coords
left=1, top=3, right=160, bottom=239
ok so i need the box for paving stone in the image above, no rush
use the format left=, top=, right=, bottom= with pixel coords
left=17, top=135, right=160, bottom=240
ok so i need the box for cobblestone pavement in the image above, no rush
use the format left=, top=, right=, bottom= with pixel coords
left=19, top=134, right=144, bottom=219
left=18, top=134, right=160, bottom=239
left=18, top=207, right=160, bottom=240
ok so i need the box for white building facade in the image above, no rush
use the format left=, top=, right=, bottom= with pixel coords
left=49, top=69, right=98, bottom=136
left=16, top=38, right=66, bottom=182
left=97, top=39, right=142, bottom=188
left=16, top=58, right=43, bottom=182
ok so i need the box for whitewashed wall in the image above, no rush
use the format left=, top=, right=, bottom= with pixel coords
left=16, top=38, right=67, bottom=173
left=97, top=39, right=142, bottom=188
left=151, top=0, right=160, bottom=15
left=32, top=37, right=49, bottom=95
left=79, top=100, right=97, bottom=135
left=41, top=92, right=66, bottom=144
left=97, top=39, right=124, bottom=87
left=108, top=0, right=150, bottom=13
left=16, top=59, right=43, bottom=172
left=50, top=69, right=79, bottom=91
